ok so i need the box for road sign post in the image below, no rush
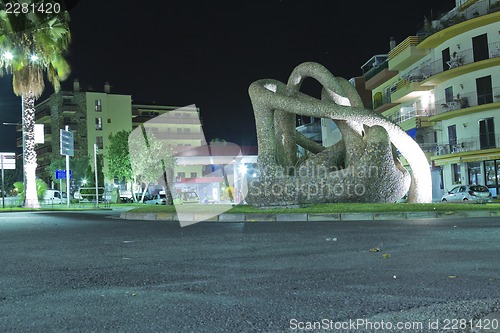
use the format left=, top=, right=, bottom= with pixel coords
left=60, top=126, right=74, bottom=208
left=0, top=152, right=16, bottom=209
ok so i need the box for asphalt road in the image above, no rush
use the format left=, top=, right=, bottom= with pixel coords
left=0, top=210, right=499, bottom=333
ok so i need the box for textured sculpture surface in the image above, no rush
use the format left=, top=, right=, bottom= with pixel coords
left=246, top=62, right=431, bottom=206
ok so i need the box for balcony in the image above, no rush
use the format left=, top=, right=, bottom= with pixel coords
left=388, top=107, right=434, bottom=130
left=365, top=63, right=398, bottom=90
left=428, top=86, right=500, bottom=121
left=420, top=43, right=500, bottom=86
left=62, top=105, right=78, bottom=114
left=133, top=116, right=202, bottom=125
left=35, top=108, right=51, bottom=123
left=390, top=74, right=433, bottom=103
left=417, top=0, right=500, bottom=48
left=423, top=134, right=500, bottom=165
left=388, top=36, right=428, bottom=71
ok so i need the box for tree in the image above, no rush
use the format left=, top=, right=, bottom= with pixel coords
left=128, top=131, right=176, bottom=203
left=0, top=2, right=71, bottom=208
left=46, top=155, right=89, bottom=192
left=107, top=130, right=135, bottom=198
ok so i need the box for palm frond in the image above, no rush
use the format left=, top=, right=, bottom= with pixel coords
left=0, top=2, right=71, bottom=95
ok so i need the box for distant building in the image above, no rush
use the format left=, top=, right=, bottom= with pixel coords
left=32, top=80, right=203, bottom=193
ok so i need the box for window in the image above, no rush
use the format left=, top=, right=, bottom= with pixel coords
left=484, top=160, right=497, bottom=187
left=479, top=118, right=495, bottom=149
left=95, top=117, right=102, bottom=130
left=96, top=136, right=103, bottom=149
left=95, top=99, right=102, bottom=112
left=468, top=162, right=481, bottom=185
left=190, top=172, right=197, bottom=178
left=442, top=47, right=451, bottom=71
left=448, top=125, right=457, bottom=151
left=476, top=76, right=493, bottom=105
left=445, top=86, right=454, bottom=103
left=183, top=128, right=190, bottom=133
left=177, top=172, right=185, bottom=178
left=177, top=128, right=182, bottom=133
left=107, top=119, right=111, bottom=124
left=452, top=163, right=461, bottom=184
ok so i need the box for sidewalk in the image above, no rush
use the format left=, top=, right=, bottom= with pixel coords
left=120, top=209, right=500, bottom=222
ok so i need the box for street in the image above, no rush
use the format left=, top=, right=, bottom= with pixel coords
left=0, top=210, right=499, bottom=332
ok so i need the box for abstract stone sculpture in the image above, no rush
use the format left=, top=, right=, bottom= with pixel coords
left=245, top=62, right=431, bottom=206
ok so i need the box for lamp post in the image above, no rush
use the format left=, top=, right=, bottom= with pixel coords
left=2, top=122, right=24, bottom=200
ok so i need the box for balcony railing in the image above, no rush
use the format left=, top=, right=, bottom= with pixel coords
left=428, top=86, right=500, bottom=116
left=420, top=134, right=500, bottom=157
left=416, top=0, right=500, bottom=38
left=387, top=85, right=500, bottom=125
left=389, top=108, right=429, bottom=124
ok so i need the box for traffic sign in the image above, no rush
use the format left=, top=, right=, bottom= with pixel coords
left=55, top=169, right=72, bottom=179
left=0, top=152, right=16, bottom=170
left=60, top=129, right=74, bottom=156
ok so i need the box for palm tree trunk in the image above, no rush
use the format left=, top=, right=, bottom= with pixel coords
left=22, top=92, right=40, bottom=208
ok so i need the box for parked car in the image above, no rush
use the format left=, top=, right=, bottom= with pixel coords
left=173, top=191, right=200, bottom=205
left=119, top=190, right=133, bottom=203
left=145, top=192, right=167, bottom=205
left=43, top=189, right=67, bottom=204
left=441, top=185, right=493, bottom=203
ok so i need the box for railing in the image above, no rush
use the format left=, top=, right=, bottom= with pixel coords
left=379, top=42, right=499, bottom=111
left=419, top=41, right=499, bottom=78
left=428, top=86, right=500, bottom=116
left=364, top=61, right=389, bottom=82
left=420, top=134, right=500, bottom=157
left=390, top=108, right=429, bottom=124
left=389, top=72, right=427, bottom=95
left=416, top=0, right=500, bottom=38
left=388, top=86, right=500, bottom=124
left=388, top=36, right=425, bottom=60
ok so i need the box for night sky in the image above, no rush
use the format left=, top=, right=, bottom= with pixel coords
left=0, top=0, right=455, bottom=152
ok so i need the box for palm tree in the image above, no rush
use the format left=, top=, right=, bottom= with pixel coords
left=0, top=2, right=71, bottom=208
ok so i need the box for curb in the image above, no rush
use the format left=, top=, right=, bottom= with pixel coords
left=119, top=210, right=500, bottom=222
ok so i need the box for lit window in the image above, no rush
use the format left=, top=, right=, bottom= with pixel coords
left=95, top=100, right=102, bottom=112
left=95, top=118, right=102, bottom=130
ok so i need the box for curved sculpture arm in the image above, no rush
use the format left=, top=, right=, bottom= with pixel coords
left=294, top=130, right=325, bottom=154
left=249, top=79, right=432, bottom=203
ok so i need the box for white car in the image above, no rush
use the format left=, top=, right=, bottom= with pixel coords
left=145, top=192, right=167, bottom=205
left=43, top=190, right=67, bottom=204
left=441, top=185, right=493, bottom=203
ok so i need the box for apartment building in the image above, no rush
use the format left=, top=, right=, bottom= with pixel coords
left=33, top=80, right=203, bottom=191
left=350, top=0, right=499, bottom=201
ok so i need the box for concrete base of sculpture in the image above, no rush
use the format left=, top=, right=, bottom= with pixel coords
left=245, top=62, right=431, bottom=206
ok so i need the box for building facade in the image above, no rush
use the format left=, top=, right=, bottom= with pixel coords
left=321, top=0, right=500, bottom=201
left=33, top=80, right=203, bottom=193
